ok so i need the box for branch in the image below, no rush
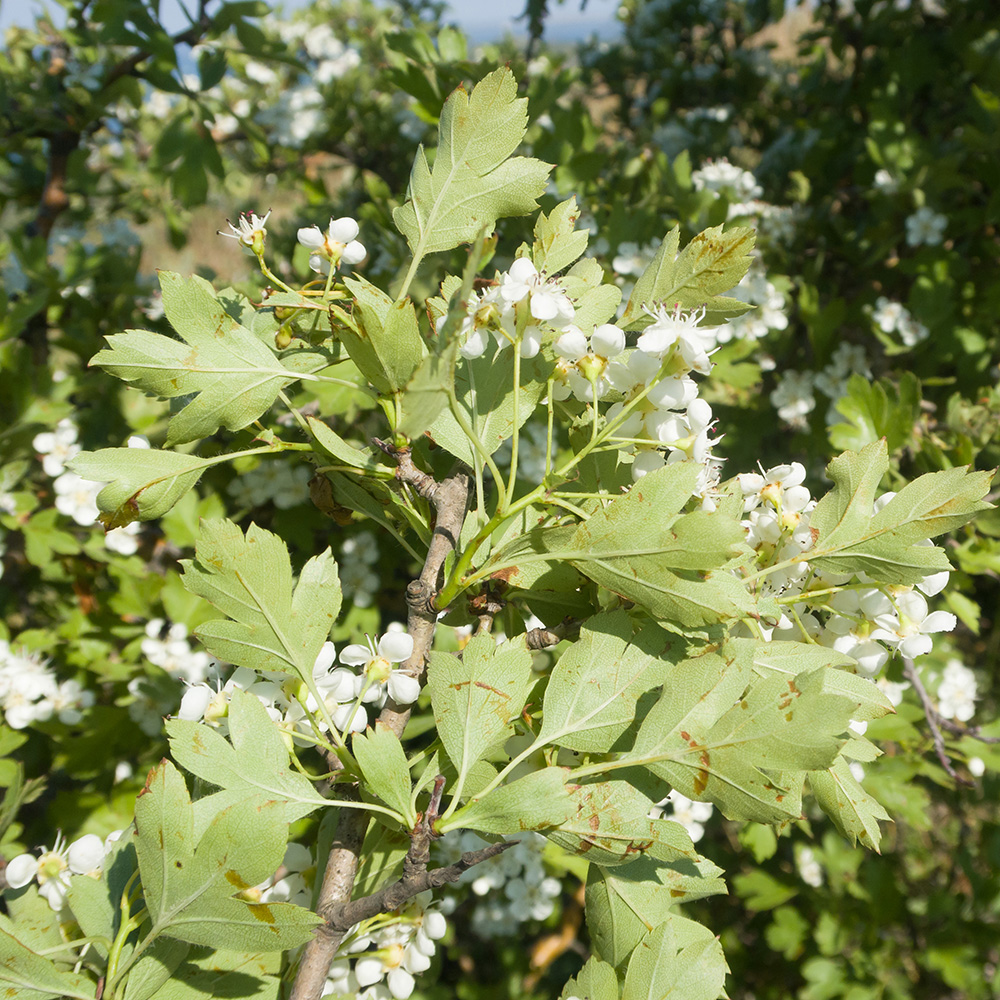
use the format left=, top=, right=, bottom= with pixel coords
left=903, top=659, right=974, bottom=786
left=525, top=617, right=580, bottom=650
left=290, top=457, right=471, bottom=1000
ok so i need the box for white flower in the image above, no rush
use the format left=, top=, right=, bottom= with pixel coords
left=339, top=633, right=418, bottom=706
left=33, top=418, right=80, bottom=477
left=498, top=258, right=575, bottom=324
left=219, top=210, right=271, bottom=253
left=503, top=875, right=562, bottom=921
left=298, top=217, right=366, bottom=272
left=770, top=371, right=816, bottom=428
left=105, top=521, right=141, bottom=556
left=654, top=790, right=713, bottom=843
left=797, top=846, right=823, bottom=887
left=6, top=832, right=109, bottom=911
left=936, top=659, right=977, bottom=722
left=52, top=472, right=101, bottom=526
left=872, top=296, right=905, bottom=334
left=871, top=591, right=956, bottom=659
left=636, top=303, right=715, bottom=374
left=968, top=756, right=985, bottom=778
left=873, top=169, right=898, bottom=194
left=905, top=205, right=946, bottom=247
left=738, top=462, right=810, bottom=518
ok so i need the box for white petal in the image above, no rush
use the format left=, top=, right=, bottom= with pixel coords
left=591, top=323, right=625, bottom=357
left=341, top=240, right=366, bottom=265
left=67, top=834, right=105, bottom=874
left=507, top=257, right=538, bottom=283
left=387, top=672, right=420, bottom=705
left=339, top=644, right=372, bottom=667
left=4, top=854, right=38, bottom=889
left=178, top=685, right=213, bottom=721
left=553, top=327, right=588, bottom=361
left=297, top=226, right=324, bottom=249
left=922, top=611, right=957, bottom=634
left=327, top=216, right=360, bottom=244
left=354, top=956, right=384, bottom=988
left=387, top=967, right=415, bottom=1000
left=313, top=641, right=337, bottom=675
left=378, top=632, right=414, bottom=663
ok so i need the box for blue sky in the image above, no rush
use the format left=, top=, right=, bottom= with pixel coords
left=0, top=0, right=622, bottom=42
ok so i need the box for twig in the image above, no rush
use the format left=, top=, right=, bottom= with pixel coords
left=290, top=456, right=471, bottom=1000
left=903, top=659, right=973, bottom=786
left=525, top=617, right=579, bottom=650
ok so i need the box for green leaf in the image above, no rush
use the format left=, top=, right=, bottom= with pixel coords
left=808, top=441, right=993, bottom=584
left=532, top=197, right=589, bottom=275
left=181, top=519, right=341, bottom=681
left=122, top=939, right=190, bottom=1000
left=441, top=768, right=572, bottom=835
left=625, top=652, right=858, bottom=823
left=561, top=956, right=620, bottom=1000
left=551, top=780, right=724, bottom=873
left=536, top=612, right=670, bottom=752
left=68, top=448, right=214, bottom=528
left=166, top=689, right=329, bottom=823
left=306, top=416, right=379, bottom=471
left=134, top=761, right=321, bottom=951
left=828, top=373, right=921, bottom=453
left=91, top=272, right=312, bottom=446
left=426, top=350, right=550, bottom=463
left=340, top=276, right=426, bottom=393
left=808, top=756, right=890, bottom=851
left=620, top=224, right=756, bottom=330
left=426, top=634, right=533, bottom=790
left=621, top=914, right=728, bottom=1000
left=65, top=875, right=116, bottom=960
left=352, top=723, right=417, bottom=826
left=587, top=850, right=726, bottom=968
left=393, top=67, right=551, bottom=262
left=0, top=925, right=96, bottom=999
left=567, top=463, right=754, bottom=628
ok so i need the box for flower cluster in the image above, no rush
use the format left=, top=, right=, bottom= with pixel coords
left=227, top=461, right=312, bottom=509
left=735, top=464, right=959, bottom=684
left=178, top=630, right=417, bottom=739
left=723, top=260, right=789, bottom=343
left=141, top=619, right=215, bottom=686
left=432, top=831, right=561, bottom=939
left=6, top=830, right=122, bottom=911
left=870, top=296, right=929, bottom=348
left=936, top=659, right=978, bottom=722
left=0, top=641, right=94, bottom=730
left=327, top=891, right=447, bottom=1000
left=339, top=531, right=380, bottom=608
left=770, top=343, right=874, bottom=429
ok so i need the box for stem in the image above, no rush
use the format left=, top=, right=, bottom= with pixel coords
left=278, top=389, right=312, bottom=438
left=397, top=255, right=421, bottom=301
left=504, top=349, right=522, bottom=508
left=256, top=254, right=295, bottom=294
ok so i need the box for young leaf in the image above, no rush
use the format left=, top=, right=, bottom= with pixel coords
left=620, top=915, right=728, bottom=1000
left=68, top=448, right=214, bottom=528
left=134, top=760, right=321, bottom=951
left=567, top=462, right=754, bottom=627
left=531, top=197, right=589, bottom=275
left=166, top=689, right=330, bottom=823
left=393, top=67, right=551, bottom=263
left=808, top=755, right=890, bottom=851
left=440, top=768, right=572, bottom=835
left=536, top=611, right=669, bottom=752
left=340, top=276, right=426, bottom=393
left=586, top=852, right=726, bottom=969
left=352, top=722, right=417, bottom=827
left=181, top=519, right=341, bottom=681
left=91, top=272, right=314, bottom=446
left=620, top=224, right=756, bottom=330
left=426, top=350, right=550, bottom=463
left=426, top=634, right=533, bottom=789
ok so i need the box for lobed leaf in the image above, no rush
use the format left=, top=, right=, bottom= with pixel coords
left=91, top=272, right=312, bottom=446
left=620, top=224, right=756, bottom=330
left=808, top=755, right=890, bottom=851
left=621, top=915, right=728, bottom=1000
left=181, top=519, right=341, bottom=681
left=393, top=67, right=551, bottom=261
